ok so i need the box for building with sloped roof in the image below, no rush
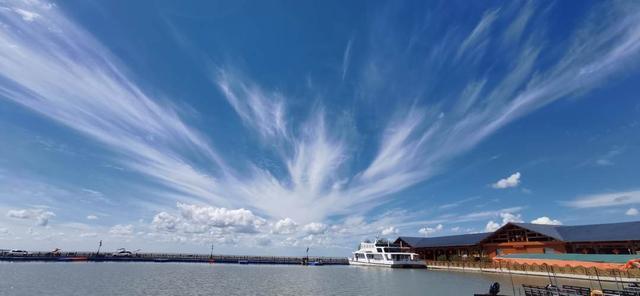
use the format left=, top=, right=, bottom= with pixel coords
left=395, top=221, right=640, bottom=261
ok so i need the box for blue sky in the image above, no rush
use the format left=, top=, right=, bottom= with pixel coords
left=0, top=0, right=639, bottom=256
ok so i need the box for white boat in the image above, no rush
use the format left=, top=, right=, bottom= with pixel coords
left=349, top=239, right=424, bottom=268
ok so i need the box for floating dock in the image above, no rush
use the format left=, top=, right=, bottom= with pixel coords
left=0, top=251, right=349, bottom=265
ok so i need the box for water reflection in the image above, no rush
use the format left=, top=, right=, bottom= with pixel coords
left=0, top=262, right=630, bottom=296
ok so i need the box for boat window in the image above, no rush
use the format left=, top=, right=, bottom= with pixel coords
left=376, top=248, right=382, bottom=252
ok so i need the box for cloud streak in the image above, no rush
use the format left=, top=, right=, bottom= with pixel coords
left=212, top=1, right=640, bottom=224
left=565, top=190, right=640, bottom=209
left=0, top=0, right=230, bottom=209
left=2, top=1, right=640, bottom=241
left=341, top=38, right=353, bottom=81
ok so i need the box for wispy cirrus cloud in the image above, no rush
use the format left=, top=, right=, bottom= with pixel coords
left=456, top=8, right=500, bottom=60
left=209, top=1, right=640, bottom=224
left=341, top=37, right=353, bottom=81
left=215, top=69, right=287, bottom=141
left=564, top=190, right=640, bottom=209
left=0, top=0, right=230, bottom=208
left=2, top=0, right=640, bottom=243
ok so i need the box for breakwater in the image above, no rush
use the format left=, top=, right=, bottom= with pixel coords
left=0, top=251, right=349, bottom=265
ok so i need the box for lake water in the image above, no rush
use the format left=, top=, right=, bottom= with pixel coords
left=0, top=262, right=622, bottom=295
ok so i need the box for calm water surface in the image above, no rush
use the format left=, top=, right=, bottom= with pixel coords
left=0, top=262, right=621, bottom=295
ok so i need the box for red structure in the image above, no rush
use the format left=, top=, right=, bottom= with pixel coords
left=395, top=221, right=640, bottom=261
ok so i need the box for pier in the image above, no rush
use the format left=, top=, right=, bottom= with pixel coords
left=0, top=251, right=349, bottom=265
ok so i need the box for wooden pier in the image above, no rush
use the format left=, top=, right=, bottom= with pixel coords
left=0, top=251, right=349, bottom=265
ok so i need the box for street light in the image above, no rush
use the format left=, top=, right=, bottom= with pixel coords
left=96, top=240, right=102, bottom=256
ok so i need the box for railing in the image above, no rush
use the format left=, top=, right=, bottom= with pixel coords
left=425, top=260, right=640, bottom=279
left=0, top=251, right=349, bottom=265
left=522, top=284, right=640, bottom=296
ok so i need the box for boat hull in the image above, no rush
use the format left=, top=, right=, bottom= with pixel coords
left=348, top=259, right=425, bottom=268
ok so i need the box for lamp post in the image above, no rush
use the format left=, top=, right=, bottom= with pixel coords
left=96, top=240, right=102, bottom=256
left=305, top=247, right=309, bottom=265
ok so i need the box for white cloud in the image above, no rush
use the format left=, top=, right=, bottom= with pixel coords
left=13, top=8, right=40, bottom=22
left=565, top=190, right=640, bottom=208
left=626, top=208, right=639, bottom=216
left=2, top=0, right=640, bottom=249
left=418, top=224, right=443, bottom=236
left=341, top=38, right=353, bottom=81
left=215, top=69, right=288, bottom=140
left=500, top=212, right=523, bottom=224
left=109, top=224, right=134, bottom=236
left=177, top=203, right=265, bottom=233
left=594, top=147, right=624, bottom=166
left=484, top=212, right=523, bottom=231
left=212, top=0, right=640, bottom=222
left=438, top=197, right=480, bottom=210
left=457, top=8, right=500, bottom=59
left=79, top=232, right=97, bottom=238
left=256, top=236, right=271, bottom=247
left=0, top=0, right=231, bottom=210
left=152, top=212, right=180, bottom=232
left=503, top=1, right=534, bottom=43
left=7, top=209, right=55, bottom=226
left=272, top=218, right=298, bottom=235
left=86, top=215, right=98, bottom=220
left=531, top=216, right=562, bottom=225
left=380, top=226, right=398, bottom=236
left=302, top=222, right=328, bottom=235
left=492, top=172, right=521, bottom=189
left=147, top=203, right=272, bottom=243
left=485, top=221, right=500, bottom=232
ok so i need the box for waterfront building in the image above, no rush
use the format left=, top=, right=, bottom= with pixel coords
left=395, top=221, right=640, bottom=261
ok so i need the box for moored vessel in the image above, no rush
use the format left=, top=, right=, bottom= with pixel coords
left=349, top=239, right=424, bottom=268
